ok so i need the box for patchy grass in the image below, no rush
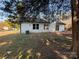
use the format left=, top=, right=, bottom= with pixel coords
left=0, top=32, right=72, bottom=59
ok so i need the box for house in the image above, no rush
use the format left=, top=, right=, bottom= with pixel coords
left=3, top=26, right=9, bottom=30
left=0, top=22, right=9, bottom=31
left=21, top=18, right=65, bottom=33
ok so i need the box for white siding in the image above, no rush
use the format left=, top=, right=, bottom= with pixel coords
left=59, top=25, right=65, bottom=31
left=21, top=23, right=50, bottom=33
left=49, top=22, right=56, bottom=32
left=21, top=22, right=63, bottom=33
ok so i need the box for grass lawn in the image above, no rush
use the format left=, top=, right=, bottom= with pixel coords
left=0, top=31, right=72, bottom=59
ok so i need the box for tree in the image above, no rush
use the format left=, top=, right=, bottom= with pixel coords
left=4, top=20, right=20, bottom=30
left=71, top=0, right=79, bottom=58
left=0, top=0, right=70, bottom=33
left=1, top=0, right=67, bottom=21
left=0, top=0, right=71, bottom=36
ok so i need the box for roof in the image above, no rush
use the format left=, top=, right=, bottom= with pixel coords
left=19, top=12, right=51, bottom=23
left=20, top=18, right=50, bottom=23
left=56, top=21, right=65, bottom=25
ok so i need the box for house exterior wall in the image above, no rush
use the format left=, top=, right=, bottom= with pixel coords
left=49, top=22, right=56, bottom=32
left=59, top=25, right=65, bottom=31
left=21, top=22, right=64, bottom=33
left=21, top=22, right=56, bottom=33
left=21, top=23, right=50, bottom=33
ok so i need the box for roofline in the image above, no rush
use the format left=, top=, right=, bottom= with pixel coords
left=21, top=21, right=50, bottom=23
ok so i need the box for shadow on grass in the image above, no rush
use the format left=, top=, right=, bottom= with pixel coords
left=0, top=32, right=72, bottom=59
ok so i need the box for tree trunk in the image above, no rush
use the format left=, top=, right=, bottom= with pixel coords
left=71, top=0, right=79, bottom=58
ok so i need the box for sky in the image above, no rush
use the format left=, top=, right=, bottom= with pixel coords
left=0, top=0, right=6, bottom=21
left=0, top=0, right=71, bottom=22
left=0, top=0, right=10, bottom=21
left=0, top=10, right=8, bottom=21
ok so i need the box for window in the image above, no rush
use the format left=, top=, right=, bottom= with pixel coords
left=33, top=24, right=35, bottom=29
left=33, top=24, right=39, bottom=29
left=44, top=23, right=49, bottom=30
